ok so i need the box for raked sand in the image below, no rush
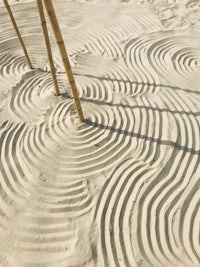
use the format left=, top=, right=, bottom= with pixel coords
left=0, top=0, right=200, bottom=266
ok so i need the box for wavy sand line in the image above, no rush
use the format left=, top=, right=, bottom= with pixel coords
left=133, top=152, right=199, bottom=266
left=95, top=158, right=158, bottom=267
left=94, top=86, right=200, bottom=266
left=125, top=38, right=161, bottom=95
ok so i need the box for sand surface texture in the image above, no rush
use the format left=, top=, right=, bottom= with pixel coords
left=0, top=0, right=200, bottom=266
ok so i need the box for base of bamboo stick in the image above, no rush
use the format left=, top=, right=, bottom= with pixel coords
left=54, top=93, right=60, bottom=96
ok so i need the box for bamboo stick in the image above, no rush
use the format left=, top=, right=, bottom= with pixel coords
left=3, top=0, right=33, bottom=69
left=43, top=0, right=84, bottom=122
left=37, top=0, right=60, bottom=96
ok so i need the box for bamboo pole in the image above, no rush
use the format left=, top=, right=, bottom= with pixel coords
left=43, top=0, right=84, bottom=122
left=3, top=0, right=33, bottom=69
left=37, top=0, right=60, bottom=96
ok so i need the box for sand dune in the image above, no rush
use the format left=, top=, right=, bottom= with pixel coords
left=0, top=0, right=200, bottom=266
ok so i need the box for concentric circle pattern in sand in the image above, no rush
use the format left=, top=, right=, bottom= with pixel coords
left=21, top=99, right=135, bottom=178
left=124, top=32, right=200, bottom=93
left=0, top=0, right=200, bottom=266
left=8, top=69, right=68, bottom=124
left=0, top=52, right=29, bottom=92
left=0, top=120, right=94, bottom=265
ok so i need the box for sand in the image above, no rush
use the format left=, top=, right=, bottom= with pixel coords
left=0, top=0, right=200, bottom=266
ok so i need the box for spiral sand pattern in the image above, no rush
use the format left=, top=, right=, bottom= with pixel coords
left=0, top=0, right=200, bottom=266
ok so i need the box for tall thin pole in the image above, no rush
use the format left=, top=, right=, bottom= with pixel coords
left=3, top=0, right=33, bottom=69
left=37, top=0, right=60, bottom=96
left=43, top=0, right=84, bottom=122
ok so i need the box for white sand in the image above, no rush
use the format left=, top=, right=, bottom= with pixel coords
left=0, top=0, right=200, bottom=266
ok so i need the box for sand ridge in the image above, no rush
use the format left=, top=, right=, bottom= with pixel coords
left=0, top=0, right=200, bottom=266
